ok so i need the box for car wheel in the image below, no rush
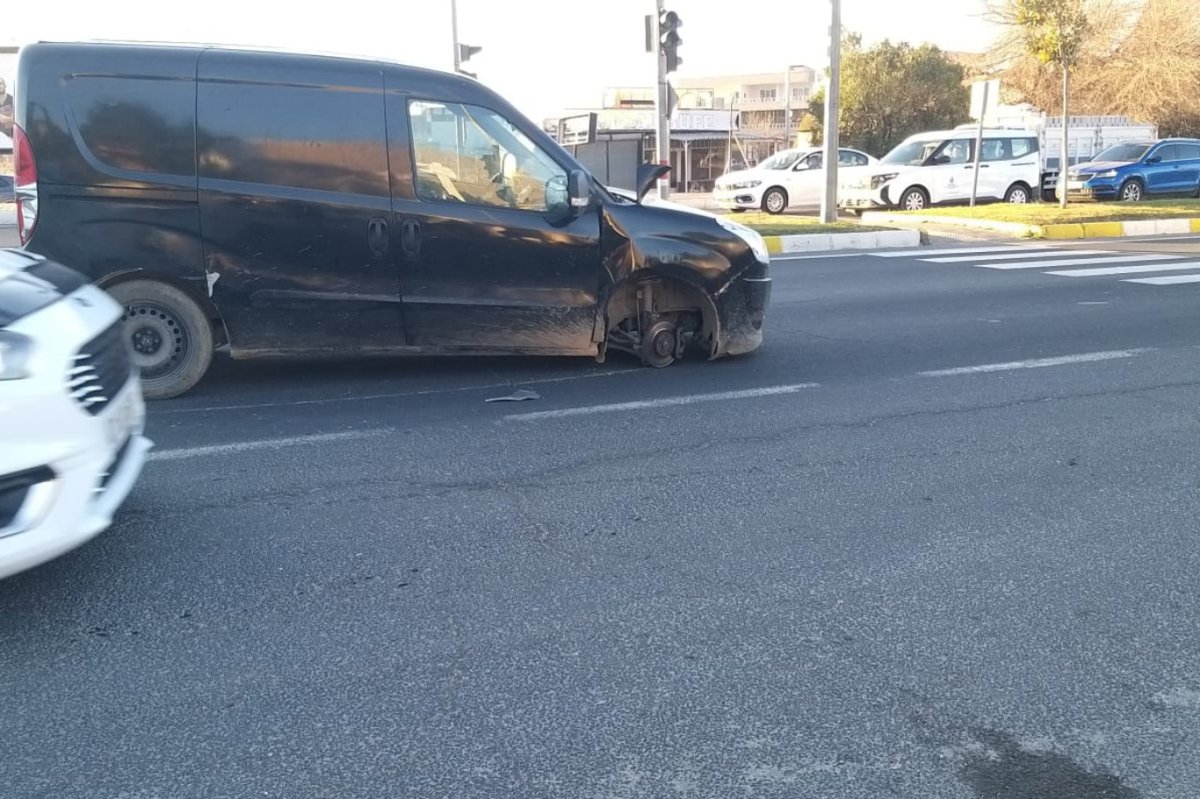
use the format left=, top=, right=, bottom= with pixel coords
left=900, top=187, right=929, bottom=211
left=107, top=279, right=214, bottom=400
left=762, top=187, right=788, bottom=215
left=1004, top=183, right=1031, bottom=203
left=1119, top=179, right=1144, bottom=202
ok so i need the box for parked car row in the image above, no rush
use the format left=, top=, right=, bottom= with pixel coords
left=711, top=128, right=1199, bottom=213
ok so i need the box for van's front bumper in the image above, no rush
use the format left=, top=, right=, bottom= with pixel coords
left=715, top=265, right=771, bottom=357
left=840, top=186, right=890, bottom=210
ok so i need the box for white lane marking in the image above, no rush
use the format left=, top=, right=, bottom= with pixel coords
left=154, top=368, right=642, bottom=415
left=772, top=252, right=863, bottom=261
left=504, top=383, right=820, bottom=422
left=1123, top=274, right=1200, bottom=286
left=979, top=254, right=1182, bottom=270
left=1048, top=261, right=1200, bottom=277
left=918, top=349, right=1151, bottom=378
left=925, top=249, right=1110, bottom=263
left=871, top=246, right=1051, bottom=258
left=148, top=429, right=387, bottom=461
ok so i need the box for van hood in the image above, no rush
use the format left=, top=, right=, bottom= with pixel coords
left=606, top=186, right=717, bottom=219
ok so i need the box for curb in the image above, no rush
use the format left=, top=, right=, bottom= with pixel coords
left=861, top=211, right=1200, bottom=240
left=1041, top=217, right=1200, bottom=239
left=763, top=229, right=920, bottom=254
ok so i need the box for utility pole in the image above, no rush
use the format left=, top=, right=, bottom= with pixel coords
left=783, top=67, right=792, bottom=146
left=1060, top=62, right=1070, bottom=208
left=451, top=0, right=461, bottom=72
left=820, top=0, right=841, bottom=224
left=654, top=0, right=671, bottom=199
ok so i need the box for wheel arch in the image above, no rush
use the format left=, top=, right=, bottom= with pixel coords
left=96, top=268, right=228, bottom=346
left=603, top=271, right=722, bottom=357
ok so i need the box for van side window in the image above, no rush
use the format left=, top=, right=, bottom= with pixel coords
left=981, top=139, right=1009, bottom=162
left=934, top=139, right=973, bottom=165
left=1010, top=138, right=1037, bottom=158
left=408, top=101, right=567, bottom=213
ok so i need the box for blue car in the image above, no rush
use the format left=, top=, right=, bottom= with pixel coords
left=1066, top=138, right=1200, bottom=202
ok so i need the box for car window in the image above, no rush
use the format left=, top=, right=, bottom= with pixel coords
left=934, top=139, right=973, bottom=165
left=838, top=150, right=867, bottom=166
left=803, top=153, right=823, bottom=170
left=408, top=100, right=567, bottom=213
left=1010, top=138, right=1037, bottom=158
left=760, top=150, right=804, bottom=170
left=882, top=138, right=944, bottom=166
left=1152, top=144, right=1179, bottom=162
left=981, top=139, right=1009, bottom=162
left=1179, top=143, right=1200, bottom=160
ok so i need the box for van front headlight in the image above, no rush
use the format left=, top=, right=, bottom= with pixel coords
left=717, top=217, right=770, bottom=263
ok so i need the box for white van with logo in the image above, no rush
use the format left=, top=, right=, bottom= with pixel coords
left=841, top=128, right=1040, bottom=212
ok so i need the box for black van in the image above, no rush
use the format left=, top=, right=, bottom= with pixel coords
left=14, top=42, right=771, bottom=398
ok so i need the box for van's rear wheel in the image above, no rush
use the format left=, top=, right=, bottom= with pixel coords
left=107, top=279, right=214, bottom=400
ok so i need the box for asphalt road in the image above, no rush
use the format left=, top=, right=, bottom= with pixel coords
left=5, top=236, right=1200, bottom=798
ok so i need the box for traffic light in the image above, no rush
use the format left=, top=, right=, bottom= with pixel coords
left=659, top=10, right=682, bottom=74
left=457, top=43, right=481, bottom=77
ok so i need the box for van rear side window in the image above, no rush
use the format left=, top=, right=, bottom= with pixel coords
left=198, top=82, right=389, bottom=197
left=66, top=77, right=195, bottom=178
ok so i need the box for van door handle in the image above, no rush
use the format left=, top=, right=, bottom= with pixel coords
left=400, top=219, right=422, bottom=259
left=367, top=217, right=389, bottom=258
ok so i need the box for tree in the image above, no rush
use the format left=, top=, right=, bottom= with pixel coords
left=1006, top=0, right=1090, bottom=207
left=831, top=35, right=969, bottom=158
left=985, top=0, right=1200, bottom=138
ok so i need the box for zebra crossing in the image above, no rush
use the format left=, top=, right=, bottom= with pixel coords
left=871, top=245, right=1200, bottom=286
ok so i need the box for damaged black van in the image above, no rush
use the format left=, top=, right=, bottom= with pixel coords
left=14, top=42, right=771, bottom=398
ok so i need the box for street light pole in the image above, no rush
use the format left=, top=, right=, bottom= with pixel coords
left=820, top=0, right=841, bottom=224
left=451, top=0, right=460, bottom=72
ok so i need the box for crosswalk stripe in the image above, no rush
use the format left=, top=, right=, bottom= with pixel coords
left=871, top=246, right=1053, bottom=258
left=1122, top=274, right=1200, bottom=286
left=1047, top=261, right=1200, bottom=277
left=978, top=254, right=1183, bottom=270
left=926, top=249, right=1111, bottom=263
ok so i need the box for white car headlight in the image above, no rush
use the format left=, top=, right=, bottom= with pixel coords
left=0, top=330, right=33, bottom=380
left=871, top=173, right=899, bottom=189
left=727, top=180, right=762, bottom=190
left=1096, top=170, right=1118, bottom=179
left=717, top=217, right=770, bottom=263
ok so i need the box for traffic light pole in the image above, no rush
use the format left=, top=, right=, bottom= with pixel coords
left=451, top=0, right=461, bottom=72
left=820, top=0, right=841, bottom=224
left=654, top=0, right=671, bottom=199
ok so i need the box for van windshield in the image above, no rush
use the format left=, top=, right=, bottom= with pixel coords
left=1092, top=142, right=1152, bottom=163
left=759, top=151, right=804, bottom=170
left=881, top=139, right=944, bottom=166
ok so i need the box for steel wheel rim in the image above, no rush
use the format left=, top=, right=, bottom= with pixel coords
left=1009, top=188, right=1028, bottom=203
left=123, top=302, right=189, bottom=379
left=904, top=192, right=925, bottom=211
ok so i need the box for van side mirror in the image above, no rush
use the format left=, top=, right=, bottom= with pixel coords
left=568, top=169, right=590, bottom=215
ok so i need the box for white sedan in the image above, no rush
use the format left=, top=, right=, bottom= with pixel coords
left=0, top=249, right=150, bottom=580
left=713, top=147, right=878, bottom=214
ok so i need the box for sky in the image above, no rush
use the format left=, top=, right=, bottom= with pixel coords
left=3, top=0, right=997, bottom=123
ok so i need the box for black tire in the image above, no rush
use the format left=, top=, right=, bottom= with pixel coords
left=107, top=279, right=214, bottom=400
left=1119, top=178, right=1144, bottom=202
left=899, top=186, right=929, bottom=212
left=761, top=187, right=788, bottom=215
left=1004, top=182, right=1032, bottom=204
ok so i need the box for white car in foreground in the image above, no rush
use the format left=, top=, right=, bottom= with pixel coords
left=0, top=249, right=150, bottom=580
left=713, top=147, right=878, bottom=214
